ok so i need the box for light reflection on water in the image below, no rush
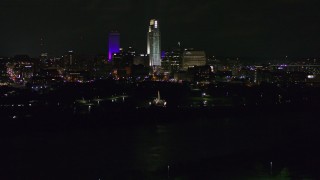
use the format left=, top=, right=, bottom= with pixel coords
left=125, top=118, right=316, bottom=179
left=6, top=111, right=318, bottom=179
left=132, top=124, right=170, bottom=172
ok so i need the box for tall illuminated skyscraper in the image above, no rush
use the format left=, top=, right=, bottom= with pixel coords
left=108, top=31, right=120, bottom=61
left=147, top=19, right=161, bottom=69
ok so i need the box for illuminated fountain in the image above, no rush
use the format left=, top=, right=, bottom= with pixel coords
left=150, top=90, right=167, bottom=107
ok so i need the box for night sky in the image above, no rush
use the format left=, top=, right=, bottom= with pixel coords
left=1, top=0, right=320, bottom=58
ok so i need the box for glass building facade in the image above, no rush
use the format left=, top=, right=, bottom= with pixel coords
left=147, top=19, right=161, bottom=68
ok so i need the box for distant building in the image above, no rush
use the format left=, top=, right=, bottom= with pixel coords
left=63, top=50, right=78, bottom=70
left=111, top=47, right=151, bottom=78
left=113, top=47, right=135, bottom=68
left=64, top=70, right=91, bottom=83
left=147, top=19, right=161, bottom=70
left=189, top=65, right=213, bottom=82
left=39, top=37, right=49, bottom=68
left=161, top=46, right=182, bottom=75
left=181, top=49, right=206, bottom=71
left=40, top=52, right=48, bottom=67
left=92, top=55, right=110, bottom=79
left=108, top=32, right=120, bottom=61
left=112, top=47, right=136, bottom=77
left=133, top=54, right=149, bottom=67
left=174, top=65, right=213, bottom=82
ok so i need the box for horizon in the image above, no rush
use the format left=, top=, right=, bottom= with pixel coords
left=1, top=0, right=320, bottom=59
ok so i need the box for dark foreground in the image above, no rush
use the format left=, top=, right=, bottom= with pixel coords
left=1, top=104, right=320, bottom=179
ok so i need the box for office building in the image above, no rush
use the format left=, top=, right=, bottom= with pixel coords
left=147, top=19, right=161, bottom=70
left=108, top=32, right=120, bottom=61
left=162, top=46, right=182, bottom=74
left=181, top=49, right=206, bottom=71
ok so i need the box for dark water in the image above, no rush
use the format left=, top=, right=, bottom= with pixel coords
left=2, top=106, right=320, bottom=179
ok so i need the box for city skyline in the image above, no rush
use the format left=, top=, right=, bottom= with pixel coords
left=2, top=2, right=320, bottom=179
left=1, top=0, right=320, bottom=59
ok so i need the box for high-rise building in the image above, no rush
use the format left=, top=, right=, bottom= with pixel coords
left=181, top=49, right=206, bottom=71
left=39, top=37, right=49, bottom=68
left=162, top=43, right=183, bottom=74
left=108, top=31, right=120, bottom=61
left=66, top=50, right=74, bottom=67
left=147, top=19, right=161, bottom=69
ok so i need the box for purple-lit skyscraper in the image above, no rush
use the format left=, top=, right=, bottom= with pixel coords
left=108, top=32, right=120, bottom=61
